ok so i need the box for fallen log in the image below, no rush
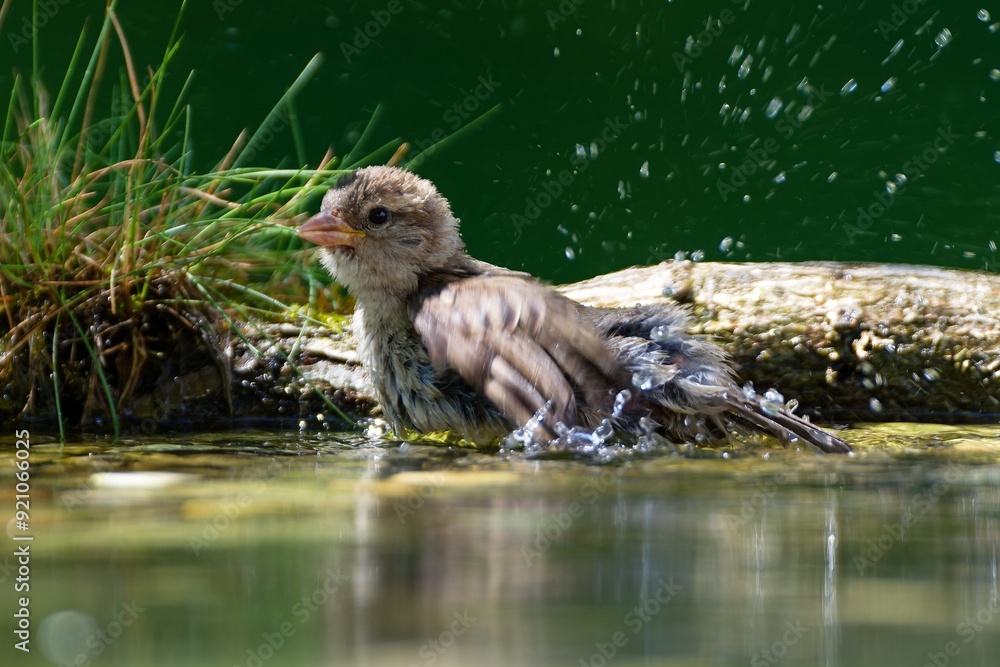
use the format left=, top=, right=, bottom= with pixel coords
left=177, top=261, right=1000, bottom=427
left=560, top=261, right=1000, bottom=423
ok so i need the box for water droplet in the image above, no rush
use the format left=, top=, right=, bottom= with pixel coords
left=934, top=28, right=953, bottom=48
left=639, top=160, right=649, bottom=178
left=594, top=419, right=614, bottom=441
left=719, top=236, right=735, bottom=252
left=553, top=47, right=560, bottom=57
left=883, top=39, right=904, bottom=65
left=612, top=390, right=632, bottom=418
left=869, top=397, right=884, bottom=413
left=631, top=372, right=654, bottom=391
left=766, top=389, right=784, bottom=404
left=742, top=382, right=757, bottom=401
left=978, top=9, right=992, bottom=22
left=773, top=171, right=787, bottom=184
left=738, top=54, right=753, bottom=80
left=651, top=324, right=670, bottom=341
left=564, top=247, right=576, bottom=260
left=994, top=150, right=1000, bottom=164
left=923, top=368, right=941, bottom=382
left=785, top=23, right=800, bottom=45
left=617, top=180, right=627, bottom=199
left=890, top=234, right=902, bottom=242
left=760, top=401, right=780, bottom=417
left=765, top=97, right=784, bottom=119
left=881, top=77, right=897, bottom=93
left=990, top=69, right=1000, bottom=82
left=691, top=249, right=705, bottom=262
left=828, top=171, right=838, bottom=182
left=840, top=78, right=858, bottom=96
left=728, top=45, right=745, bottom=67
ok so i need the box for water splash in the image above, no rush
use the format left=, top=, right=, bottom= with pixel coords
left=760, top=388, right=785, bottom=416
left=612, top=389, right=632, bottom=418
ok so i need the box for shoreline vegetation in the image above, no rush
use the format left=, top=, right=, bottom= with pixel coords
left=0, top=0, right=369, bottom=436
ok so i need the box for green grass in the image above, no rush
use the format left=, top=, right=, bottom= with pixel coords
left=0, top=0, right=409, bottom=435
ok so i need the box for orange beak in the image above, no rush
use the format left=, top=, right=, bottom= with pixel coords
left=298, top=211, right=366, bottom=250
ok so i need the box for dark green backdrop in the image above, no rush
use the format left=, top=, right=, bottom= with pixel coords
left=4, top=0, right=999, bottom=283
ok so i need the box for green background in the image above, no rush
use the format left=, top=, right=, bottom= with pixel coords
left=4, top=0, right=999, bottom=283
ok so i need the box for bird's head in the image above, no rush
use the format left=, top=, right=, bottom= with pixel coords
left=298, top=166, right=466, bottom=298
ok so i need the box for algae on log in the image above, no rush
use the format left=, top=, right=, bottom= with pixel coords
left=258, top=260, right=1000, bottom=426
left=560, top=261, right=1000, bottom=423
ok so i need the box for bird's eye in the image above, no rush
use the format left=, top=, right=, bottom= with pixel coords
left=367, top=206, right=391, bottom=225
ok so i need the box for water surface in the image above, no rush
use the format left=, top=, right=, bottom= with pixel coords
left=3, top=426, right=999, bottom=666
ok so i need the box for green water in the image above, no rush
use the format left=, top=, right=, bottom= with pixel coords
left=3, top=1, right=999, bottom=283
left=2, top=427, right=1000, bottom=667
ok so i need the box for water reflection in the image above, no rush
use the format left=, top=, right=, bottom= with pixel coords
left=2, top=427, right=999, bottom=666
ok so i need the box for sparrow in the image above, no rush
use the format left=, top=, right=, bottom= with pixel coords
left=298, top=166, right=850, bottom=454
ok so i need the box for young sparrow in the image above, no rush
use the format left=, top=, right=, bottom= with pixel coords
left=298, top=166, right=850, bottom=453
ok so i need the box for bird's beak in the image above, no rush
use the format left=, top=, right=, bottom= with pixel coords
left=298, top=211, right=366, bottom=250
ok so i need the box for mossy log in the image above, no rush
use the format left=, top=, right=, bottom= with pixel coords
left=272, top=261, right=1000, bottom=427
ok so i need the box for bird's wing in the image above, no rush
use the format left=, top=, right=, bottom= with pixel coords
left=412, top=274, right=626, bottom=434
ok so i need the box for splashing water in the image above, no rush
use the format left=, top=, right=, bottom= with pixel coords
left=506, top=400, right=555, bottom=447
left=650, top=324, right=670, bottom=341
left=612, top=389, right=632, bottom=418
left=632, top=372, right=654, bottom=391
left=760, top=388, right=786, bottom=416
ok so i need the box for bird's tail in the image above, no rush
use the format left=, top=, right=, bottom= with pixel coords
left=723, top=390, right=851, bottom=454
left=589, top=304, right=851, bottom=454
